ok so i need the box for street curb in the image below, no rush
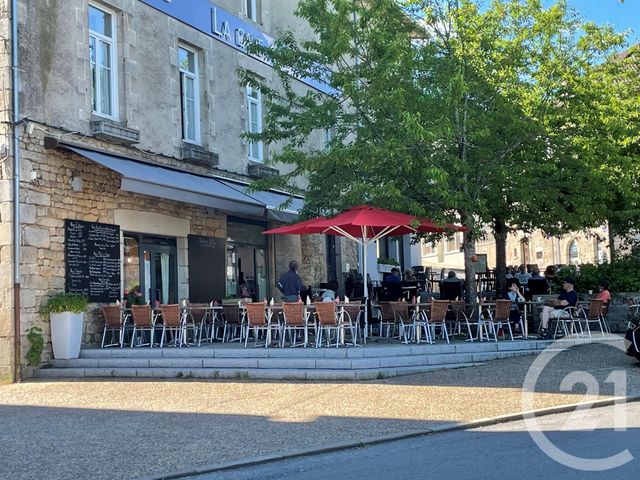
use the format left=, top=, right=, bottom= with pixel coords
left=139, top=393, right=640, bottom=480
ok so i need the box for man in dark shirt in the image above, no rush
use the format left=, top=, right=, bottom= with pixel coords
left=385, top=267, right=401, bottom=284
left=278, top=260, right=304, bottom=302
left=539, top=277, right=578, bottom=339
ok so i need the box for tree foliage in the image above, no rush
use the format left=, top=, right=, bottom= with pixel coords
left=241, top=0, right=637, bottom=300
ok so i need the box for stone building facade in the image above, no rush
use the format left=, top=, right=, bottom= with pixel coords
left=420, top=227, right=609, bottom=275
left=0, top=0, right=355, bottom=381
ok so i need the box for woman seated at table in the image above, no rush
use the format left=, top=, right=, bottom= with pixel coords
left=322, top=280, right=339, bottom=302
left=595, top=280, right=611, bottom=314
left=504, top=280, right=525, bottom=334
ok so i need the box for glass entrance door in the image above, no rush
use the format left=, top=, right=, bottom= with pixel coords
left=123, top=234, right=177, bottom=306
left=142, top=243, right=177, bottom=306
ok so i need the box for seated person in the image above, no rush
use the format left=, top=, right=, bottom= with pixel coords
left=544, top=265, right=557, bottom=283
left=515, top=264, right=531, bottom=286
left=386, top=267, right=401, bottom=284
left=504, top=280, right=525, bottom=334
left=322, top=280, right=339, bottom=302
left=595, top=280, right=611, bottom=315
left=539, top=277, right=578, bottom=339
left=382, top=270, right=403, bottom=301
left=595, top=280, right=611, bottom=303
left=443, top=270, right=461, bottom=283
left=440, top=271, right=463, bottom=300
left=526, top=267, right=549, bottom=298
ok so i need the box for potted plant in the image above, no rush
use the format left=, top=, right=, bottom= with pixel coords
left=39, top=292, right=88, bottom=359
left=377, top=257, right=399, bottom=273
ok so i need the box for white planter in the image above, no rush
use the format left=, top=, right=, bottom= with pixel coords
left=377, top=264, right=394, bottom=273
left=50, top=311, right=84, bottom=359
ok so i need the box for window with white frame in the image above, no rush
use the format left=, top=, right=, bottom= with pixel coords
left=245, top=0, right=258, bottom=22
left=179, top=45, right=200, bottom=144
left=445, top=232, right=464, bottom=253
left=568, top=239, right=579, bottom=265
left=246, top=85, right=263, bottom=162
left=421, top=241, right=435, bottom=256
left=324, top=127, right=333, bottom=150
left=89, top=4, right=117, bottom=118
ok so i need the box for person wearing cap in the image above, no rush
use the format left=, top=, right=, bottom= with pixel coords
left=539, top=277, right=579, bottom=339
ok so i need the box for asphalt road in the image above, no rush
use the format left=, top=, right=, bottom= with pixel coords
left=196, top=401, right=640, bottom=480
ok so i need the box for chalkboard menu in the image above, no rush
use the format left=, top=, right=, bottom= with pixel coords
left=471, top=253, right=488, bottom=274
left=65, top=219, right=121, bottom=302
left=188, top=234, right=225, bottom=302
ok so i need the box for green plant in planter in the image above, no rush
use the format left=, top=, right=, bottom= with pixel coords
left=39, top=292, right=88, bottom=315
left=25, top=326, right=44, bottom=367
left=377, top=257, right=400, bottom=266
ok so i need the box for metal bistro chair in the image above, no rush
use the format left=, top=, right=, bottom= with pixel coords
left=101, top=305, right=125, bottom=348
left=377, top=302, right=396, bottom=338
left=411, top=303, right=432, bottom=344
left=314, top=302, right=342, bottom=348
left=130, top=304, right=157, bottom=348
left=390, top=301, right=415, bottom=344
left=281, top=302, right=309, bottom=347
left=244, top=302, right=277, bottom=348
left=491, top=299, right=514, bottom=341
left=188, top=304, right=213, bottom=346
left=158, top=304, right=183, bottom=347
left=221, top=304, right=244, bottom=343
left=340, top=302, right=363, bottom=346
left=552, top=305, right=582, bottom=339
left=579, top=299, right=606, bottom=338
left=450, top=300, right=476, bottom=341
left=428, top=300, right=450, bottom=344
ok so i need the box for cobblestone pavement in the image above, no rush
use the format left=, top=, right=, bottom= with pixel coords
left=1, top=340, right=638, bottom=480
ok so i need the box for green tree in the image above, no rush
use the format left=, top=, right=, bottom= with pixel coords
left=241, top=0, right=630, bottom=301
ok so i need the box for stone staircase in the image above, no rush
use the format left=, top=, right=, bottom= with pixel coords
left=35, top=338, right=589, bottom=380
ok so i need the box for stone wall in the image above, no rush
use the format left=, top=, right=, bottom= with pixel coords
left=12, top=128, right=227, bottom=367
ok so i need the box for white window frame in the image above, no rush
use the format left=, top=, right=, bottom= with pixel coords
left=179, top=44, right=201, bottom=144
left=421, top=241, right=435, bottom=256
left=89, top=3, right=118, bottom=119
left=246, top=85, right=263, bottom=162
left=324, top=127, right=333, bottom=150
left=245, top=0, right=257, bottom=22
left=445, top=232, right=464, bottom=253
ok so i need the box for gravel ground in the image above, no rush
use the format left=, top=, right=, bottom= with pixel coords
left=1, top=340, right=638, bottom=480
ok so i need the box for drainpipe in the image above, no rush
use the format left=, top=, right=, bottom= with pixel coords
left=11, top=0, right=21, bottom=383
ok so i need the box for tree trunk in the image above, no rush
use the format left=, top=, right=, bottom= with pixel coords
left=607, top=219, right=617, bottom=261
left=460, top=212, right=477, bottom=305
left=494, top=218, right=508, bottom=297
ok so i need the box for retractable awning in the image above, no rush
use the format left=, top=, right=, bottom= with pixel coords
left=218, top=179, right=304, bottom=222
left=52, top=142, right=266, bottom=217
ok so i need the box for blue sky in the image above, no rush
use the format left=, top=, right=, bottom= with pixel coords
left=545, top=0, right=640, bottom=44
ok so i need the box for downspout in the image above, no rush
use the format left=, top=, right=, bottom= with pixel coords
left=11, top=0, right=21, bottom=382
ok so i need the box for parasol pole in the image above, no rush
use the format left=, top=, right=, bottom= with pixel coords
left=361, top=226, right=368, bottom=342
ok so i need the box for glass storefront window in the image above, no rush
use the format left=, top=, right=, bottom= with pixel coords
left=226, top=220, right=268, bottom=300
left=123, top=236, right=141, bottom=305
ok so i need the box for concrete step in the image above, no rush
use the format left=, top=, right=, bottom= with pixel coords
left=38, top=337, right=608, bottom=380
left=50, top=347, right=541, bottom=370
left=36, top=361, right=494, bottom=381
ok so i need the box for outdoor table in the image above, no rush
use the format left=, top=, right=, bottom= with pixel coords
left=408, top=302, right=432, bottom=343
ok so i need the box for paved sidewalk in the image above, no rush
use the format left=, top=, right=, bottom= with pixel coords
left=1, top=339, right=638, bottom=480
